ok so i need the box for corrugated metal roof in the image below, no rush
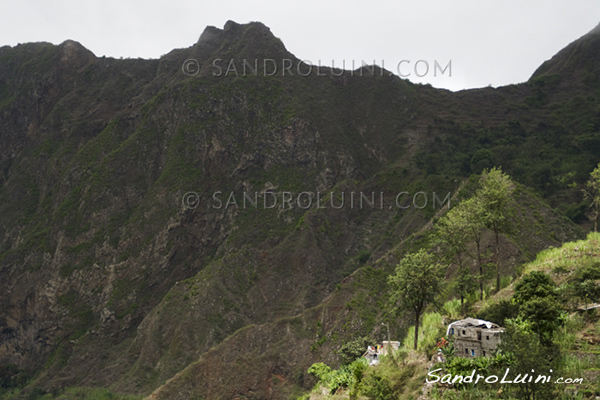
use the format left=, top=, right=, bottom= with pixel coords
left=446, top=317, right=502, bottom=335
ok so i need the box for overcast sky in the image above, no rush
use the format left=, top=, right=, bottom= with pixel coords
left=2, top=1, right=599, bottom=91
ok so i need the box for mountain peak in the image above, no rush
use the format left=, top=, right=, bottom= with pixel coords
left=194, top=20, right=293, bottom=62
left=530, top=20, right=600, bottom=84
left=197, top=20, right=274, bottom=45
left=57, top=39, right=96, bottom=70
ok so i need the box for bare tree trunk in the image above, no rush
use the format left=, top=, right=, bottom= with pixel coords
left=414, top=313, right=419, bottom=350
left=458, top=253, right=466, bottom=305
left=495, top=230, right=500, bottom=293
left=476, top=237, right=483, bottom=301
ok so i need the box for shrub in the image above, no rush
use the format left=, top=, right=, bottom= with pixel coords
left=360, top=370, right=394, bottom=400
left=338, top=336, right=375, bottom=365
left=476, top=299, right=518, bottom=326
left=513, top=271, right=557, bottom=305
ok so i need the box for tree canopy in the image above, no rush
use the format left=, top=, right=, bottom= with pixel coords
left=476, top=167, right=514, bottom=292
left=388, top=249, right=444, bottom=350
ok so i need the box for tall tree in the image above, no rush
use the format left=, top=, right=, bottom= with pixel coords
left=476, top=167, right=514, bottom=292
left=455, top=267, right=478, bottom=306
left=583, top=162, right=600, bottom=232
left=461, top=196, right=487, bottom=300
left=435, top=203, right=476, bottom=304
left=388, top=249, right=444, bottom=350
left=436, top=203, right=469, bottom=270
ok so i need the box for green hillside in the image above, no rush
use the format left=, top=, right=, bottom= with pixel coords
left=299, top=231, right=600, bottom=400
left=0, top=20, right=599, bottom=400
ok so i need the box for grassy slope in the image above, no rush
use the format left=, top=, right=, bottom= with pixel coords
left=305, top=232, right=600, bottom=400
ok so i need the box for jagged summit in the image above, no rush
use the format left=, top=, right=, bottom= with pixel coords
left=197, top=25, right=222, bottom=45
left=191, top=20, right=294, bottom=64
left=198, top=20, right=273, bottom=43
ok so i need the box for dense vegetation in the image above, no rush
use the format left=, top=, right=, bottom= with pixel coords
left=301, top=168, right=600, bottom=400
left=302, top=233, right=600, bottom=399
left=0, top=20, right=599, bottom=399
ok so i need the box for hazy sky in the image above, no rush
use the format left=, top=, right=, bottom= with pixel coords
left=2, top=0, right=599, bottom=91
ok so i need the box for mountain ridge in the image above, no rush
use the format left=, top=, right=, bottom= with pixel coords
left=0, top=20, right=598, bottom=399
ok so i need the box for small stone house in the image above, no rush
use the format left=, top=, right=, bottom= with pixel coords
left=447, top=318, right=504, bottom=358
left=362, top=341, right=400, bottom=365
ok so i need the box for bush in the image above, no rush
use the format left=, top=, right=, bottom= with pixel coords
left=513, top=271, right=557, bottom=305
left=307, top=358, right=368, bottom=396
left=338, top=336, right=375, bottom=365
left=360, top=370, right=394, bottom=400
left=476, top=299, right=518, bottom=326
left=358, top=250, right=371, bottom=264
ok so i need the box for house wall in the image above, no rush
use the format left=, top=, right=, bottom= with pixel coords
left=381, top=341, right=400, bottom=355
left=449, top=327, right=503, bottom=358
